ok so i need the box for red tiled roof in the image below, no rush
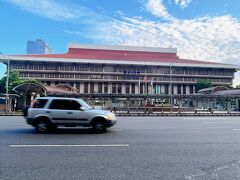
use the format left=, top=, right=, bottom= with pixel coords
left=16, top=47, right=224, bottom=65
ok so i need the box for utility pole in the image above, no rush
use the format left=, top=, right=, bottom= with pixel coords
left=170, top=62, right=173, bottom=113
left=0, top=52, right=10, bottom=112
left=169, top=56, right=179, bottom=113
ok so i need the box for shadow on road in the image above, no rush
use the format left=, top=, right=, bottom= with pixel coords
left=0, top=127, right=115, bottom=135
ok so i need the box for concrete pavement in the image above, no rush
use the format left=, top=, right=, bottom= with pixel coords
left=1, top=116, right=240, bottom=180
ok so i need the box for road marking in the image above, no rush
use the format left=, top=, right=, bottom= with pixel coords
left=201, top=122, right=240, bottom=124
left=9, top=144, right=129, bottom=147
left=111, top=128, right=123, bottom=131
left=232, top=129, right=240, bottom=131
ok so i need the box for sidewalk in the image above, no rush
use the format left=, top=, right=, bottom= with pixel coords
left=1, top=111, right=239, bottom=117
left=0, top=112, right=23, bottom=116
left=116, top=112, right=240, bottom=116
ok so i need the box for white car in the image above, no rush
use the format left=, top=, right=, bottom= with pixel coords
left=24, top=97, right=117, bottom=133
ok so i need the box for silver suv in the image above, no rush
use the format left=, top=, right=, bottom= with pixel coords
left=24, top=97, right=117, bottom=133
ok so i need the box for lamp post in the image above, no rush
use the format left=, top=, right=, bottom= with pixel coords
left=170, top=62, right=173, bottom=113
left=169, top=56, right=179, bottom=113
left=0, top=52, right=10, bottom=112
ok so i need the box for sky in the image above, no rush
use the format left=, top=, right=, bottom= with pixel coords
left=0, top=0, right=240, bottom=86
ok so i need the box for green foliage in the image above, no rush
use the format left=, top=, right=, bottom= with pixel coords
left=195, top=79, right=213, bottom=92
left=0, top=71, right=38, bottom=93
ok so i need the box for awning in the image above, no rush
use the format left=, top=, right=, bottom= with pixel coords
left=13, top=83, right=78, bottom=96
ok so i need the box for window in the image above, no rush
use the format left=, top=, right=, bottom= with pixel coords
left=159, top=67, right=170, bottom=74
left=112, top=83, right=116, bottom=94
left=104, top=83, right=108, bottom=93
left=131, top=83, right=135, bottom=94
left=104, top=66, right=113, bottom=72
left=183, top=85, right=186, bottom=94
left=126, top=83, right=130, bottom=94
left=76, top=82, right=80, bottom=91
left=165, top=84, right=169, bottom=94
left=90, top=82, right=94, bottom=93
left=146, top=67, right=152, bottom=73
left=98, top=83, right=102, bottom=93
left=32, top=99, right=48, bottom=108
left=49, top=100, right=80, bottom=110
left=140, top=84, right=144, bottom=94
left=190, top=85, right=194, bottom=94
left=21, top=73, right=28, bottom=77
left=117, top=83, right=122, bottom=94
left=60, top=64, right=74, bottom=71
left=177, top=85, right=181, bottom=94
left=45, top=64, right=57, bottom=70
left=84, top=82, right=89, bottom=93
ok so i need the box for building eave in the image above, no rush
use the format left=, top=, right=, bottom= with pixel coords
left=0, top=55, right=239, bottom=70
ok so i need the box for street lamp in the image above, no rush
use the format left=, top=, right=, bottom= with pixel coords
left=0, top=52, right=10, bottom=112
left=169, top=56, right=179, bottom=113
left=170, top=62, right=173, bottom=113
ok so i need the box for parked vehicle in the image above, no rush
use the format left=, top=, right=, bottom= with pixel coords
left=24, top=97, right=117, bottom=133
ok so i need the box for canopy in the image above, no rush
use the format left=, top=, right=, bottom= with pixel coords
left=13, top=83, right=78, bottom=96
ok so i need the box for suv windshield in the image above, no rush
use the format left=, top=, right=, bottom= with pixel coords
left=79, top=99, right=92, bottom=110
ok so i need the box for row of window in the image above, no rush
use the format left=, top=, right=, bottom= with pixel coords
left=43, top=82, right=195, bottom=95
left=21, top=72, right=232, bottom=83
left=12, top=63, right=233, bottom=76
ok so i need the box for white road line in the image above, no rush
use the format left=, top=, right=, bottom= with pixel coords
left=201, top=122, right=240, bottom=124
left=232, top=129, right=240, bottom=131
left=110, top=128, right=123, bottom=131
left=9, top=144, right=129, bottom=148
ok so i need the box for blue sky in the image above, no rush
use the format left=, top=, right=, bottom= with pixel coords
left=0, top=0, right=240, bottom=85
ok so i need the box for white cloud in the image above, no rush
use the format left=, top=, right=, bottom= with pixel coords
left=145, top=0, right=173, bottom=20
left=175, top=0, right=192, bottom=8
left=98, top=15, right=240, bottom=64
left=7, top=0, right=106, bottom=24
left=6, top=0, right=240, bottom=85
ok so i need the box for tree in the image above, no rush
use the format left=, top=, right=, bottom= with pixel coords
left=0, top=71, right=37, bottom=93
left=195, top=79, right=213, bottom=92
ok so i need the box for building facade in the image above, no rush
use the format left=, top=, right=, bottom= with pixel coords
left=27, top=39, right=51, bottom=54
left=2, top=44, right=239, bottom=95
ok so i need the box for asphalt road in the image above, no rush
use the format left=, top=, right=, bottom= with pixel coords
left=1, top=116, right=240, bottom=180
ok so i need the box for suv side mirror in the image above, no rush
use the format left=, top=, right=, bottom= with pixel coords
left=80, top=107, right=86, bottom=111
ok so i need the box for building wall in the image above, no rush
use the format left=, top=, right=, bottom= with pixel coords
left=10, top=61, right=235, bottom=95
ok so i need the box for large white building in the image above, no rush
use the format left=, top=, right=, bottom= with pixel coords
left=1, top=43, right=239, bottom=95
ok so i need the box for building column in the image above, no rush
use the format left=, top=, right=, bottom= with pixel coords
left=79, top=82, right=84, bottom=93
left=108, top=83, right=112, bottom=94
left=94, top=82, right=98, bottom=93
left=168, top=84, right=171, bottom=95
left=135, top=83, right=139, bottom=94
left=122, top=84, right=126, bottom=94
left=173, top=85, right=177, bottom=95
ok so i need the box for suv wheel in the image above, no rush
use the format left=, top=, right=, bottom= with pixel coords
left=92, top=121, right=106, bottom=133
left=36, top=120, right=50, bottom=133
